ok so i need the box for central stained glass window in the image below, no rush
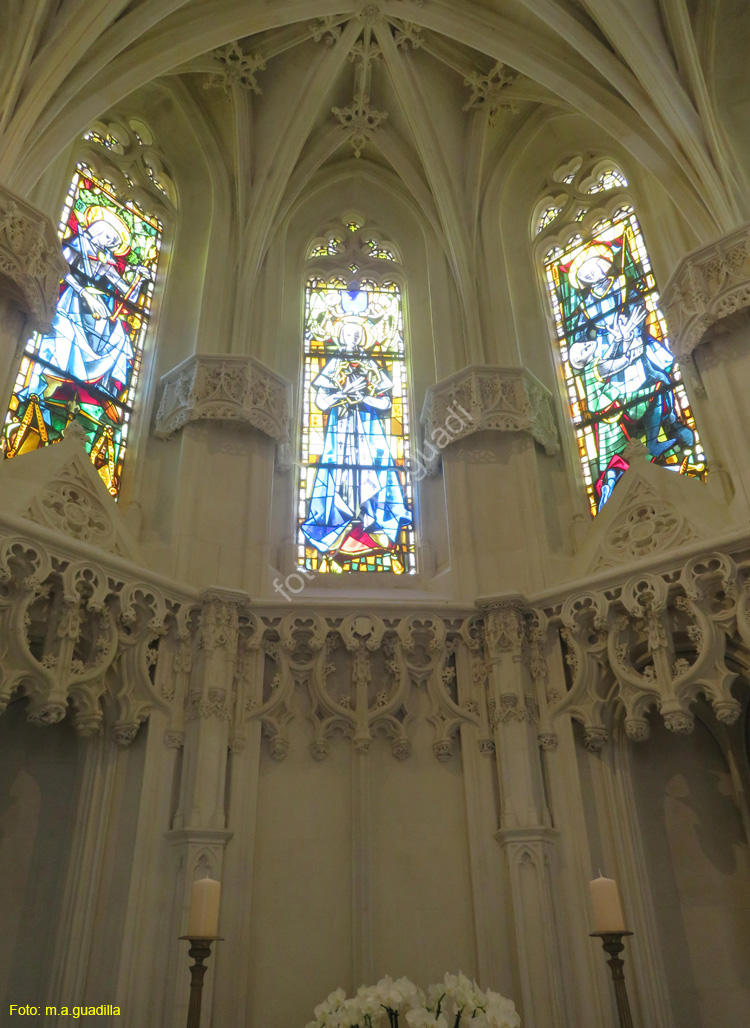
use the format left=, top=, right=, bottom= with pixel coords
left=298, top=279, right=415, bottom=573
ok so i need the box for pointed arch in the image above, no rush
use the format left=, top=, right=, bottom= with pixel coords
left=535, top=155, right=706, bottom=515
left=2, top=121, right=173, bottom=497
left=297, top=216, right=415, bottom=573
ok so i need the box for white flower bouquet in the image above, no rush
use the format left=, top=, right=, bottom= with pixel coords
left=307, top=972, right=520, bottom=1028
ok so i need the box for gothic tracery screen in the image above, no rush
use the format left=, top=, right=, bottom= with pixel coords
left=3, top=164, right=162, bottom=496
left=541, top=183, right=705, bottom=515
left=298, top=278, right=415, bottom=573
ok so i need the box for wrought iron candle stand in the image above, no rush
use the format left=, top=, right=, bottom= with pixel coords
left=179, top=936, right=223, bottom=1028
left=590, top=931, right=634, bottom=1028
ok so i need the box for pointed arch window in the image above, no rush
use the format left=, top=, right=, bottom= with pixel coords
left=3, top=119, right=172, bottom=497
left=298, top=217, right=415, bottom=573
left=535, top=158, right=705, bottom=515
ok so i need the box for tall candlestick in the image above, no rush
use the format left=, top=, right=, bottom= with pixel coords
left=187, top=877, right=221, bottom=938
left=589, top=874, right=625, bottom=932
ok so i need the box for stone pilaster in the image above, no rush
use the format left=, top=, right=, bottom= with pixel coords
left=662, top=224, right=750, bottom=509
left=481, top=596, right=565, bottom=1028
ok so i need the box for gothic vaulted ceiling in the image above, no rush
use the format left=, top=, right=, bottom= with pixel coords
left=0, top=1, right=746, bottom=308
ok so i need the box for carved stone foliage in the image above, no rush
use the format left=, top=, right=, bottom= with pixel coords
left=204, top=41, right=266, bottom=94
left=0, top=185, right=67, bottom=332
left=155, top=354, right=291, bottom=444
left=0, top=530, right=192, bottom=744
left=553, top=551, right=746, bottom=747
left=421, top=366, right=559, bottom=472
left=1, top=422, right=141, bottom=561
left=463, top=63, right=519, bottom=122
left=573, top=440, right=728, bottom=574
left=662, top=223, right=750, bottom=358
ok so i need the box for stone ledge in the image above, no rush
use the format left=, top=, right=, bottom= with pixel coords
left=420, top=365, right=559, bottom=472
left=154, top=353, right=291, bottom=443
left=662, top=222, right=750, bottom=358
left=0, top=185, right=67, bottom=332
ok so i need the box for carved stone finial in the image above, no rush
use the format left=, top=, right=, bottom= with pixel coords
left=624, top=716, right=650, bottom=742
left=463, top=62, right=520, bottom=124
left=583, top=726, right=608, bottom=752
left=357, top=0, right=385, bottom=26
left=663, top=709, right=695, bottom=735
left=332, top=93, right=388, bottom=158
left=204, top=41, right=266, bottom=94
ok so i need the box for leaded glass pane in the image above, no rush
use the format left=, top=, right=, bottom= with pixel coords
left=544, top=208, right=705, bottom=515
left=298, top=280, right=415, bottom=573
left=3, top=165, right=162, bottom=496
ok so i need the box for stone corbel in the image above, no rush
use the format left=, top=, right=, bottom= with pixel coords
left=154, top=353, right=291, bottom=444
left=0, top=185, right=67, bottom=332
left=662, top=223, right=750, bottom=359
left=420, top=365, right=559, bottom=472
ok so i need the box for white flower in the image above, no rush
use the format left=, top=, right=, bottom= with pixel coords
left=484, top=990, right=521, bottom=1028
left=375, top=975, right=420, bottom=1011
left=405, top=1008, right=449, bottom=1028
left=443, top=971, right=478, bottom=1012
left=308, top=976, right=519, bottom=1028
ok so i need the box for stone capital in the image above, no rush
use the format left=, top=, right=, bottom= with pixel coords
left=478, top=594, right=530, bottom=663
left=419, top=365, right=559, bottom=473
left=155, top=353, right=291, bottom=443
left=0, top=184, right=67, bottom=332
left=662, top=222, right=750, bottom=358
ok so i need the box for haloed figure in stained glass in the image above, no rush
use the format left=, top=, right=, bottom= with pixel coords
left=38, top=204, right=152, bottom=394
left=4, top=168, right=161, bottom=495
left=300, top=287, right=413, bottom=572
left=547, top=211, right=702, bottom=513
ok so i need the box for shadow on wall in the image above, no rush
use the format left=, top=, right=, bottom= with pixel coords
left=0, top=700, right=82, bottom=1008
left=628, top=705, right=750, bottom=1028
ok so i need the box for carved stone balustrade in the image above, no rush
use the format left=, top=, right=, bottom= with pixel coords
left=154, top=353, right=291, bottom=443
left=551, top=551, right=748, bottom=749
left=420, top=365, right=559, bottom=472
left=662, top=222, right=750, bottom=358
left=2, top=462, right=749, bottom=762
left=0, top=184, right=67, bottom=332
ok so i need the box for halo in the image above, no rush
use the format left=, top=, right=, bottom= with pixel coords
left=83, top=204, right=131, bottom=256
left=336, top=316, right=370, bottom=349
left=569, top=242, right=613, bottom=290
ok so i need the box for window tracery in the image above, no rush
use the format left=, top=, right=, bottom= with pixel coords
left=298, top=217, right=414, bottom=573
left=535, top=156, right=705, bottom=516
left=2, top=119, right=173, bottom=497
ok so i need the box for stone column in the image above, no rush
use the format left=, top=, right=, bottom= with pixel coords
left=480, top=597, right=567, bottom=1028
left=0, top=185, right=66, bottom=405
left=662, top=224, right=750, bottom=513
left=166, top=588, right=246, bottom=1027
left=420, top=367, right=560, bottom=599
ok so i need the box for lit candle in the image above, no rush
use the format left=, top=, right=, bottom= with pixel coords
left=589, top=874, right=626, bottom=932
left=187, top=877, right=221, bottom=938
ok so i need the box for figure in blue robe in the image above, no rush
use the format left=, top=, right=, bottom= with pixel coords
left=301, top=315, right=412, bottom=565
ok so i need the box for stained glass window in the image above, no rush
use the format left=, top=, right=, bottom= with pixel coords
left=543, top=205, right=705, bottom=515
left=536, top=206, right=562, bottom=234
left=298, top=278, right=415, bottom=573
left=3, top=165, right=162, bottom=496
left=586, top=168, right=628, bottom=194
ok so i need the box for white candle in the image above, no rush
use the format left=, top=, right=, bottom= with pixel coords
left=589, top=875, right=626, bottom=932
left=187, top=877, right=221, bottom=938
